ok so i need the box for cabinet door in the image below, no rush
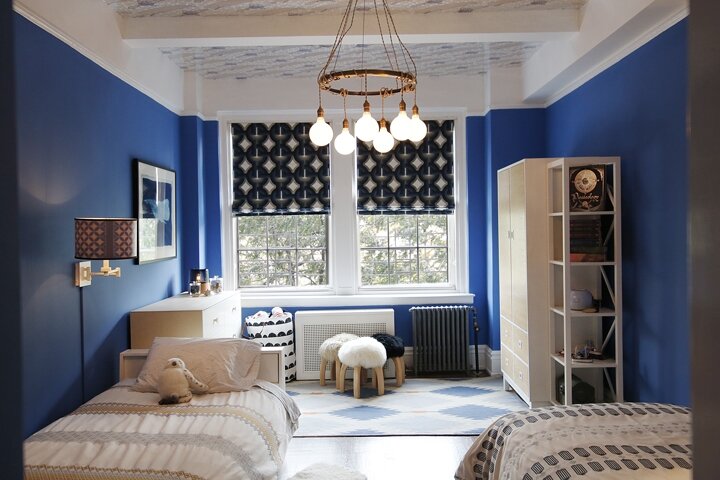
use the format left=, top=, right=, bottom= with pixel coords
left=509, top=165, right=529, bottom=330
left=498, top=168, right=512, bottom=319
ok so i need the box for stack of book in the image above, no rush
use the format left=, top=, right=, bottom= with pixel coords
left=570, top=218, right=606, bottom=262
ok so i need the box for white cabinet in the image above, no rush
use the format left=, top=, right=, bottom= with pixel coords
left=498, top=159, right=551, bottom=407
left=130, top=291, right=242, bottom=348
left=547, top=157, right=623, bottom=404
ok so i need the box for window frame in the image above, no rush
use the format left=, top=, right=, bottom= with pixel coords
left=218, top=111, right=469, bottom=304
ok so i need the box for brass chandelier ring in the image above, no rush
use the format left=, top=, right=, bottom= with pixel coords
left=319, top=69, right=416, bottom=97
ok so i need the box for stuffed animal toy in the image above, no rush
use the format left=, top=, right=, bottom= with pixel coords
left=157, top=357, right=208, bottom=405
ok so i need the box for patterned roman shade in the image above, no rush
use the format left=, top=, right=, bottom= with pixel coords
left=231, top=122, right=331, bottom=216
left=357, top=120, right=454, bottom=214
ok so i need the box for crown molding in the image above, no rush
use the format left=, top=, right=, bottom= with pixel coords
left=544, top=5, right=688, bottom=107
left=13, top=1, right=185, bottom=115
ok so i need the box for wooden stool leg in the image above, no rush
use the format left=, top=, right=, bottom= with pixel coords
left=400, top=357, right=406, bottom=384
left=338, top=364, right=348, bottom=392
left=393, top=357, right=403, bottom=386
left=335, top=360, right=343, bottom=390
left=360, top=368, right=368, bottom=385
left=319, top=358, right=327, bottom=386
left=374, top=367, right=385, bottom=395
left=353, top=366, right=362, bottom=399
left=372, top=370, right=378, bottom=388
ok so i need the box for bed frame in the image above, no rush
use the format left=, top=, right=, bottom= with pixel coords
left=119, top=346, right=286, bottom=389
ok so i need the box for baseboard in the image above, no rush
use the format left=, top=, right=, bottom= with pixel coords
left=403, top=345, right=495, bottom=374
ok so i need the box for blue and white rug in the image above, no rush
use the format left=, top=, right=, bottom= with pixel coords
left=286, top=376, right=527, bottom=437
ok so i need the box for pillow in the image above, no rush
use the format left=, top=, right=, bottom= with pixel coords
left=132, top=337, right=261, bottom=394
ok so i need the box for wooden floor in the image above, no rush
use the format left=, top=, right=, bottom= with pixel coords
left=279, top=435, right=476, bottom=479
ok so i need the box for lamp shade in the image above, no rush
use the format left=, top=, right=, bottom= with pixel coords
left=75, top=218, right=137, bottom=260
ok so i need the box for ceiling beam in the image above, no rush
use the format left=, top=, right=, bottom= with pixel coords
left=118, top=9, right=579, bottom=48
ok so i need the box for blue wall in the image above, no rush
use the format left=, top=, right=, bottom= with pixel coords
left=484, top=109, right=547, bottom=350
left=203, top=121, right=223, bottom=276
left=467, top=116, right=489, bottom=345
left=546, top=20, right=689, bottom=404
left=180, top=116, right=206, bottom=283
left=2, top=0, right=23, bottom=475
left=14, top=14, right=184, bottom=436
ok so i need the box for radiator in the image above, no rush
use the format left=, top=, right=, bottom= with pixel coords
left=411, top=305, right=472, bottom=375
left=295, top=309, right=395, bottom=380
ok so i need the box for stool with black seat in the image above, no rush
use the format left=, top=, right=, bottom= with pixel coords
left=372, top=333, right=406, bottom=386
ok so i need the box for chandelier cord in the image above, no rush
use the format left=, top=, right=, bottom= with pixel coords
left=361, top=0, right=368, bottom=101
left=378, top=0, right=402, bottom=97
left=383, top=0, right=417, bottom=93
left=319, top=0, right=355, bottom=83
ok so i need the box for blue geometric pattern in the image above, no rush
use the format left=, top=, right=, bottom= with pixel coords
left=357, top=120, right=454, bottom=214
left=331, top=405, right=400, bottom=421
left=231, top=122, right=331, bottom=215
left=432, top=386, right=495, bottom=397
left=287, top=376, right=527, bottom=437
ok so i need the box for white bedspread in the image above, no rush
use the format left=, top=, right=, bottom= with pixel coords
left=24, top=381, right=300, bottom=480
left=456, top=402, right=692, bottom=480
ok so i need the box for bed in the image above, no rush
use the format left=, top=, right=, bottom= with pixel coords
left=455, top=402, right=692, bottom=480
left=24, top=338, right=300, bottom=480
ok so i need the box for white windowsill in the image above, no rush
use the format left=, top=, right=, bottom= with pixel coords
left=239, top=292, right=475, bottom=308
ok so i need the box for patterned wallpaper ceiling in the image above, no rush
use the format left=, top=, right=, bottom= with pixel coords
left=105, top=0, right=586, bottom=80
left=160, top=42, right=540, bottom=80
left=106, top=0, right=586, bottom=17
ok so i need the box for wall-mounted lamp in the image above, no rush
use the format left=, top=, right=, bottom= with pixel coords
left=74, top=218, right=138, bottom=287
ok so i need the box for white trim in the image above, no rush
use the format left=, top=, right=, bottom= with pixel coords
left=241, top=292, right=474, bottom=308
left=485, top=347, right=501, bottom=376
left=544, top=5, right=688, bottom=107
left=13, top=2, right=185, bottom=115
left=403, top=345, right=491, bottom=373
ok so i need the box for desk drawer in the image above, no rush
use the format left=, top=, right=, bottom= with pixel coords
left=202, top=296, right=241, bottom=338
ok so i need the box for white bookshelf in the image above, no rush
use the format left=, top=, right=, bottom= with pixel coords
left=547, top=157, right=623, bottom=405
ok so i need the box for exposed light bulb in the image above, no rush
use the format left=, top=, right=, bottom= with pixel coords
left=309, top=107, right=333, bottom=146
left=334, top=119, right=355, bottom=155
left=355, top=100, right=379, bottom=142
left=408, top=104, right=428, bottom=143
left=390, top=100, right=412, bottom=141
left=373, top=119, right=395, bottom=153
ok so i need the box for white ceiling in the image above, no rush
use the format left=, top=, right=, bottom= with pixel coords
left=104, top=0, right=586, bottom=80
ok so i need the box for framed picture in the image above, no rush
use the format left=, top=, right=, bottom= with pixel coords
left=135, top=159, right=177, bottom=264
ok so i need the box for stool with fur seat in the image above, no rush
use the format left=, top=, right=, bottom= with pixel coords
left=337, top=337, right=387, bottom=398
left=318, top=333, right=359, bottom=389
left=372, top=333, right=406, bottom=386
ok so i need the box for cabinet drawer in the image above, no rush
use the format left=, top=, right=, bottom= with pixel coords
left=202, top=297, right=241, bottom=338
left=512, top=324, right=529, bottom=363
left=501, top=345, right=514, bottom=378
left=513, top=358, right=530, bottom=394
left=500, top=316, right=513, bottom=348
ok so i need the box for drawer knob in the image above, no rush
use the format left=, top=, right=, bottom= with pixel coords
left=213, top=318, right=219, bottom=324
left=232, top=307, right=237, bottom=312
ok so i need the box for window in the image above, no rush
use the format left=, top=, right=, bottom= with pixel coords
left=359, top=214, right=450, bottom=285
left=221, top=116, right=467, bottom=298
left=236, top=215, right=328, bottom=287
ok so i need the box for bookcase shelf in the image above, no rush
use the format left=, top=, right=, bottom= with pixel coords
left=547, top=157, right=623, bottom=405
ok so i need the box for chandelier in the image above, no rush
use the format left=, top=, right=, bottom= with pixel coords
left=309, top=0, right=428, bottom=154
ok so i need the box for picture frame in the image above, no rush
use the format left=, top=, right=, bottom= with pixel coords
left=135, top=159, right=177, bottom=264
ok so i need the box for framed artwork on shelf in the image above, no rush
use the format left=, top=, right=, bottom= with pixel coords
left=135, top=159, right=176, bottom=264
left=569, top=165, right=606, bottom=211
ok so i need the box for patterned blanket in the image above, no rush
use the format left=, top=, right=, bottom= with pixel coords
left=455, top=403, right=692, bottom=480
left=24, top=381, right=299, bottom=480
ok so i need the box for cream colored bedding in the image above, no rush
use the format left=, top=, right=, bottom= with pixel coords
left=24, top=380, right=299, bottom=480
